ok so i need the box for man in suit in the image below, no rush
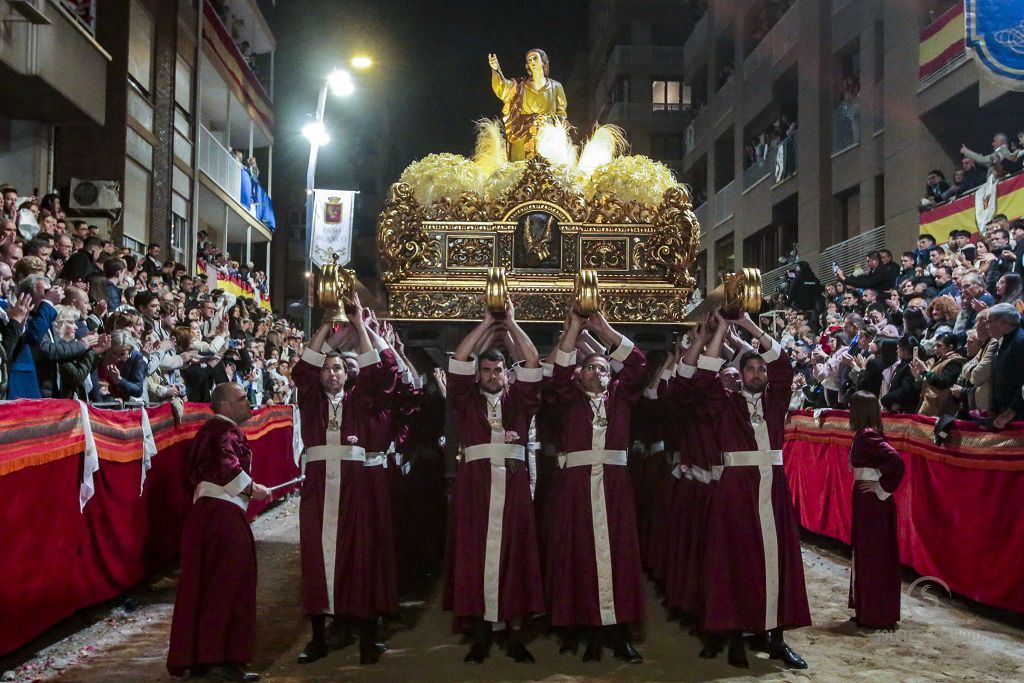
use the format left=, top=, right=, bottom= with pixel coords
left=989, top=304, right=1024, bottom=429
left=60, top=236, right=103, bottom=282
left=8, top=275, right=63, bottom=399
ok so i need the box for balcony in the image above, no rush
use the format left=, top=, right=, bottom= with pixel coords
left=683, top=12, right=710, bottom=73
left=202, top=1, right=274, bottom=138
left=831, top=99, right=860, bottom=155
left=818, top=225, right=886, bottom=285
left=0, top=0, right=110, bottom=125
left=743, top=1, right=799, bottom=75
left=712, top=180, right=737, bottom=226
left=918, top=3, right=967, bottom=90
left=743, top=156, right=771, bottom=191
left=605, top=102, right=690, bottom=128
left=597, top=45, right=685, bottom=96
left=198, top=124, right=275, bottom=234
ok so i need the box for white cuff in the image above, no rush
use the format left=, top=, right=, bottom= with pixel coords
left=643, top=386, right=659, bottom=400
left=677, top=362, right=697, bottom=379
left=610, top=336, right=635, bottom=362
left=356, top=349, right=381, bottom=368
left=319, top=342, right=332, bottom=353
left=875, top=483, right=893, bottom=501
left=660, top=367, right=674, bottom=381
left=697, top=355, right=725, bottom=372
left=222, top=469, right=253, bottom=497
left=301, top=347, right=326, bottom=368
left=448, top=357, right=477, bottom=376
left=760, top=339, right=782, bottom=363
left=402, top=369, right=414, bottom=386
left=514, top=365, right=543, bottom=383
left=610, top=359, right=624, bottom=373
left=540, top=361, right=554, bottom=378
left=555, top=348, right=577, bottom=367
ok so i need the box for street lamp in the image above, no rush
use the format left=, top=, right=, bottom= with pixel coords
left=303, top=69, right=356, bottom=335
left=350, top=55, right=373, bottom=71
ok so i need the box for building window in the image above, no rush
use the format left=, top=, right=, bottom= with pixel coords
left=613, top=75, right=630, bottom=104
left=650, top=134, right=684, bottom=161
left=127, top=0, right=154, bottom=95
left=171, top=210, right=188, bottom=264
left=124, top=158, right=151, bottom=245
left=652, top=79, right=683, bottom=111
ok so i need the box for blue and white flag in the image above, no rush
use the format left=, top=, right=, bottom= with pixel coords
left=966, top=0, right=1024, bottom=90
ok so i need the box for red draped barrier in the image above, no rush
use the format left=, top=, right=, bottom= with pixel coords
left=784, top=410, right=1024, bottom=615
left=0, top=401, right=297, bottom=656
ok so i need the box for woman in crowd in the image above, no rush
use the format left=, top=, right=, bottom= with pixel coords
left=880, top=334, right=919, bottom=411
left=901, top=306, right=929, bottom=340
left=973, top=238, right=997, bottom=273
left=995, top=273, right=1023, bottom=309
left=93, top=329, right=147, bottom=402
left=847, top=391, right=905, bottom=630
left=855, top=337, right=898, bottom=398
left=925, top=296, right=959, bottom=337
left=912, top=331, right=965, bottom=417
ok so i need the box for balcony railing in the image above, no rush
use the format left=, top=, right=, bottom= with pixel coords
left=873, top=81, right=884, bottom=133
left=818, top=225, right=886, bottom=285
left=605, top=101, right=690, bottom=127
left=713, top=180, right=737, bottom=226
left=60, top=0, right=96, bottom=35
left=694, top=201, right=710, bottom=233
left=832, top=99, right=860, bottom=155
left=199, top=125, right=243, bottom=202
left=598, top=45, right=684, bottom=96
left=918, top=3, right=967, bottom=89
left=760, top=263, right=794, bottom=300
left=743, top=155, right=771, bottom=190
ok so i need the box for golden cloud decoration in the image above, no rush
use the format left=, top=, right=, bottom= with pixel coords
left=584, top=155, right=680, bottom=206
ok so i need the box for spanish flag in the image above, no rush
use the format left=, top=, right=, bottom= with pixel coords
left=920, top=3, right=965, bottom=81
left=920, top=172, right=1024, bottom=241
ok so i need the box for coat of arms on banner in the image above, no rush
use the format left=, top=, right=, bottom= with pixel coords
left=324, top=196, right=343, bottom=224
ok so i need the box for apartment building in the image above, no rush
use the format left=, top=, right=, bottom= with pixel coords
left=586, top=0, right=705, bottom=180
left=0, top=0, right=276, bottom=284
left=681, top=0, right=1024, bottom=295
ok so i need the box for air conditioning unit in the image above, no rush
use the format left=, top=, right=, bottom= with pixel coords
left=69, top=178, right=122, bottom=211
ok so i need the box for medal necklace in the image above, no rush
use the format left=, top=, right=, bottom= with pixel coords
left=486, top=395, right=502, bottom=432
left=327, top=394, right=343, bottom=431
left=590, top=394, right=608, bottom=429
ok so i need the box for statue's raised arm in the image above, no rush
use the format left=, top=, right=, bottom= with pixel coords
left=488, top=48, right=567, bottom=161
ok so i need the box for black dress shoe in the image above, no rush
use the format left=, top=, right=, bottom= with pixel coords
left=769, top=642, right=808, bottom=669
left=612, top=640, right=643, bottom=664
left=582, top=640, right=602, bottom=662
left=464, top=641, right=490, bottom=664
left=374, top=640, right=389, bottom=653
left=506, top=640, right=535, bottom=663
left=727, top=640, right=750, bottom=669
left=297, top=640, right=329, bottom=664
left=206, top=663, right=260, bottom=682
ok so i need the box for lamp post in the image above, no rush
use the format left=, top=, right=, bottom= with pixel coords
left=303, top=69, right=355, bottom=336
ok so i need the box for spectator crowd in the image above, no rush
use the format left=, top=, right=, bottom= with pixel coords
left=0, top=183, right=307, bottom=408
left=772, top=212, right=1024, bottom=430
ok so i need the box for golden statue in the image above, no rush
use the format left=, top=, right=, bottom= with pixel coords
left=488, top=49, right=567, bottom=161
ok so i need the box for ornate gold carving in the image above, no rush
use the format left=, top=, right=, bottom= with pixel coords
left=447, top=237, right=494, bottom=268
left=489, top=157, right=587, bottom=222
left=580, top=238, right=627, bottom=270
left=378, top=183, right=441, bottom=282
left=640, top=186, right=700, bottom=288
left=379, top=160, right=701, bottom=321
left=522, top=215, right=555, bottom=264
left=586, top=192, right=659, bottom=225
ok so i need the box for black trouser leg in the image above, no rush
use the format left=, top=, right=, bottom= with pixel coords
left=359, top=618, right=382, bottom=665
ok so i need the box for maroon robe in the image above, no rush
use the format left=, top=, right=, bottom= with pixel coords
left=443, top=359, right=545, bottom=626
left=293, top=347, right=401, bottom=619
left=849, top=427, right=905, bottom=627
left=546, top=341, right=647, bottom=627
left=684, top=342, right=811, bottom=633
left=660, top=362, right=721, bottom=618
left=167, top=416, right=257, bottom=676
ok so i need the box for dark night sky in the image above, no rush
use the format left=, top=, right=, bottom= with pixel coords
left=268, top=0, right=590, bottom=279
